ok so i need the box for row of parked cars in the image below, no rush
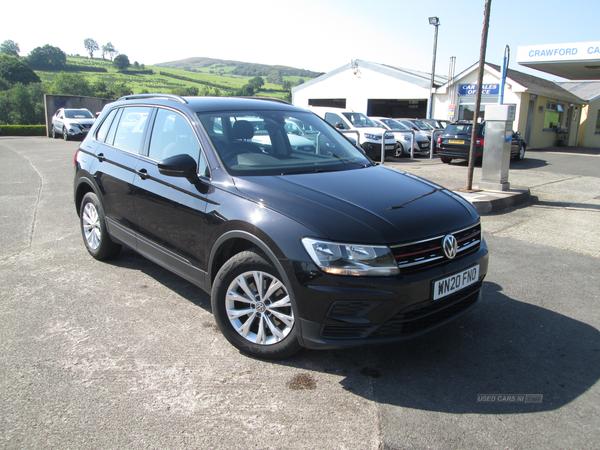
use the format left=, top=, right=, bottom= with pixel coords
left=50, top=105, right=526, bottom=164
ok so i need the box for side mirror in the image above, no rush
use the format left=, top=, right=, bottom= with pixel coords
left=158, top=154, right=200, bottom=185
left=335, top=122, right=345, bottom=130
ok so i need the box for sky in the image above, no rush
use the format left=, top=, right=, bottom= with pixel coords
left=3, top=0, right=598, bottom=82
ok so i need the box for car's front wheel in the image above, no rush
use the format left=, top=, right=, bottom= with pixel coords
left=63, top=127, right=69, bottom=141
left=211, top=250, right=302, bottom=359
left=79, top=192, right=121, bottom=260
left=515, top=145, right=526, bottom=161
left=395, top=143, right=405, bottom=158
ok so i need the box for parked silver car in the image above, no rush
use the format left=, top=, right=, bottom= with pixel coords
left=50, top=108, right=96, bottom=140
left=372, top=117, right=431, bottom=156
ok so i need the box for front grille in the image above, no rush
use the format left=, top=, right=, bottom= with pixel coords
left=320, top=281, right=482, bottom=341
left=391, top=223, right=481, bottom=272
left=368, top=286, right=480, bottom=339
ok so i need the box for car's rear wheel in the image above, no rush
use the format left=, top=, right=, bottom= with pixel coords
left=440, top=156, right=452, bottom=163
left=79, top=192, right=121, bottom=260
left=516, top=145, right=526, bottom=161
left=51, top=126, right=58, bottom=139
left=211, top=250, right=302, bottom=359
left=63, top=127, right=69, bottom=141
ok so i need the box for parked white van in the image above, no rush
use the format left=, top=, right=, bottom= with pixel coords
left=305, top=107, right=397, bottom=161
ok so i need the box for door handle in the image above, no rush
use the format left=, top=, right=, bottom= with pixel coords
left=137, top=168, right=148, bottom=180
left=97, top=153, right=105, bottom=162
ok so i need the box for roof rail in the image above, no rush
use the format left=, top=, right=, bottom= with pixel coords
left=117, top=93, right=188, bottom=104
left=238, top=96, right=292, bottom=105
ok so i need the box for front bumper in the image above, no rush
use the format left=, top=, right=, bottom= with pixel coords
left=362, top=141, right=396, bottom=159
left=290, top=239, right=489, bottom=349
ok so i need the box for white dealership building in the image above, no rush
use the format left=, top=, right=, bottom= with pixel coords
left=292, top=41, right=600, bottom=149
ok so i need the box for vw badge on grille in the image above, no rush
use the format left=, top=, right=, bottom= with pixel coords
left=443, top=235, right=458, bottom=259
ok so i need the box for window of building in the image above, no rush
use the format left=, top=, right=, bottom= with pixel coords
left=596, top=110, right=600, bottom=134
left=309, top=99, right=346, bottom=108
left=544, top=102, right=564, bottom=131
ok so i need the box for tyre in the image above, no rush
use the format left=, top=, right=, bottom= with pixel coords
left=79, top=192, right=121, bottom=260
left=395, top=143, right=405, bottom=158
left=440, top=156, right=452, bottom=164
left=516, top=145, right=526, bottom=161
left=211, top=250, right=302, bottom=359
left=63, top=127, right=69, bottom=141
left=51, top=126, right=58, bottom=139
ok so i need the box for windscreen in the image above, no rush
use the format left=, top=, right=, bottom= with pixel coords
left=65, top=109, right=94, bottom=119
left=381, top=119, right=410, bottom=131
left=197, top=110, right=373, bottom=176
left=342, top=112, right=378, bottom=128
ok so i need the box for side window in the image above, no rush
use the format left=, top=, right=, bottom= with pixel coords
left=325, top=113, right=346, bottom=129
left=112, top=106, right=152, bottom=154
left=149, top=108, right=200, bottom=163
left=95, top=108, right=118, bottom=143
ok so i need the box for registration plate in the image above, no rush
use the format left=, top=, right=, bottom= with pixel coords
left=449, top=139, right=465, bottom=144
left=385, top=145, right=395, bottom=150
left=433, top=265, right=479, bottom=300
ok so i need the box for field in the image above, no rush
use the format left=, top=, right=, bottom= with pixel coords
left=33, top=56, right=311, bottom=99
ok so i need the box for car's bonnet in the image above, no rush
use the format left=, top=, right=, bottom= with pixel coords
left=232, top=165, right=479, bottom=244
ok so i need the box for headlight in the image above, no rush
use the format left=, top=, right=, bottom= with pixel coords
left=301, top=238, right=399, bottom=276
left=401, top=135, right=412, bottom=141
left=364, top=133, right=381, bottom=141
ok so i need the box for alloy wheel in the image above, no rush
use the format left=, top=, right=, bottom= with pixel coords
left=225, top=270, right=294, bottom=346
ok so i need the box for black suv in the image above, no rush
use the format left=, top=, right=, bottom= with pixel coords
left=437, top=121, right=526, bottom=164
left=74, top=94, right=488, bottom=359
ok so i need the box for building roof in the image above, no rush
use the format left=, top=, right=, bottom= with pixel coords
left=558, top=81, right=600, bottom=103
left=292, top=59, right=447, bottom=93
left=486, top=63, right=585, bottom=104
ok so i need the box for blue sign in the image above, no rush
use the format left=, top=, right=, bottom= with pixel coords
left=458, top=84, right=500, bottom=96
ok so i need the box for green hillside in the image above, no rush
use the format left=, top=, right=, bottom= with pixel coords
left=1, top=53, right=322, bottom=126
left=33, top=56, right=319, bottom=99
left=155, top=56, right=323, bottom=82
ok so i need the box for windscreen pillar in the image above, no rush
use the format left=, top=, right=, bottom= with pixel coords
left=479, top=104, right=516, bottom=191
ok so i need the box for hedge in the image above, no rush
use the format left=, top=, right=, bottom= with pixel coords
left=0, top=125, right=47, bottom=136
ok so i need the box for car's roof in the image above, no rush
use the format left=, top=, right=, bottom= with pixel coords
left=113, top=95, right=303, bottom=114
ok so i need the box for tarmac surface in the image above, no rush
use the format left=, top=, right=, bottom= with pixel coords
left=1, top=137, right=599, bottom=449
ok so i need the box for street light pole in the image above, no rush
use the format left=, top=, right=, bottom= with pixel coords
left=428, top=16, right=440, bottom=120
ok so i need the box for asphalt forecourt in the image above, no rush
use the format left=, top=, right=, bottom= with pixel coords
left=1, top=137, right=598, bottom=449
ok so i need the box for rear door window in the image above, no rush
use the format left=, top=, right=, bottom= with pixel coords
left=110, top=107, right=153, bottom=154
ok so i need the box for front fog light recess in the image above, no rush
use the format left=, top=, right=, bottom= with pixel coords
left=301, top=238, right=399, bottom=276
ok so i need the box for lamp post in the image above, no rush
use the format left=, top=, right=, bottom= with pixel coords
left=427, top=16, right=440, bottom=120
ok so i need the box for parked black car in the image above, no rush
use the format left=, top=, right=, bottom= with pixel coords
left=74, top=94, right=488, bottom=359
left=437, top=121, right=526, bottom=163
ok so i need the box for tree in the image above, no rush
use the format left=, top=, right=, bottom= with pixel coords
left=0, top=55, right=41, bottom=85
left=0, top=82, right=46, bottom=125
left=113, top=54, right=130, bottom=71
left=111, top=82, right=132, bottom=98
left=266, top=69, right=282, bottom=84
left=83, top=39, right=99, bottom=58
left=282, top=81, right=292, bottom=90
left=240, top=84, right=255, bottom=96
left=0, top=40, right=20, bottom=57
left=51, top=72, right=92, bottom=96
left=27, top=45, right=66, bottom=70
left=249, top=76, right=264, bottom=91
left=102, top=42, right=116, bottom=60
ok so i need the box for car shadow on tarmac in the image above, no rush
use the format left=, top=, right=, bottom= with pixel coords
left=105, top=249, right=600, bottom=415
